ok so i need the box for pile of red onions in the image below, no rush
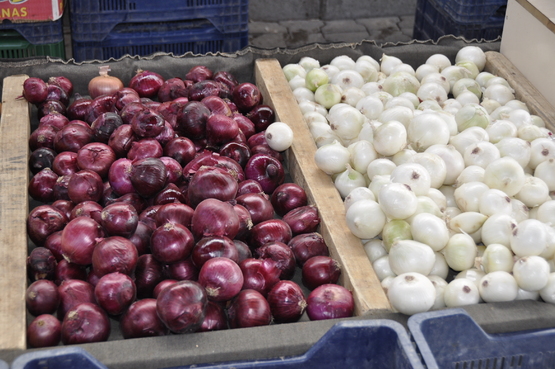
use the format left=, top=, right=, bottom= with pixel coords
left=23, top=66, right=352, bottom=348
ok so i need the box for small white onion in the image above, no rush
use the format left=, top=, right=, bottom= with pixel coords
left=428, top=275, right=448, bottom=309
left=508, top=109, right=532, bottom=128
left=381, top=72, right=420, bottom=97
left=415, top=63, right=440, bottom=81
left=390, top=162, right=431, bottom=196
left=391, top=148, right=417, bottom=166
left=485, top=76, right=513, bottom=89
left=479, top=188, right=513, bottom=216
left=384, top=96, right=415, bottom=111
left=455, top=90, right=481, bottom=106
left=441, top=65, right=472, bottom=91
left=440, top=186, right=458, bottom=208
left=442, top=98, right=463, bottom=115
left=408, top=152, right=447, bottom=189
left=452, top=78, right=482, bottom=99
left=479, top=243, right=514, bottom=273
left=455, top=103, right=491, bottom=131
left=483, top=84, right=515, bottom=105
left=341, top=87, right=366, bottom=107
left=513, top=256, right=550, bottom=291
left=321, top=64, right=341, bottom=80
left=361, top=81, right=383, bottom=96
left=429, top=254, right=450, bottom=281
left=289, top=75, right=306, bottom=90
left=475, top=71, right=496, bottom=88
left=304, top=111, right=328, bottom=126
left=357, top=121, right=376, bottom=142
left=518, top=124, right=548, bottom=142
left=486, top=119, right=517, bottom=143
left=380, top=54, right=403, bottom=76
left=368, top=174, right=391, bottom=199
left=454, top=181, right=489, bottom=213
left=334, top=164, right=366, bottom=199
left=514, top=175, right=549, bottom=208
left=331, top=69, right=365, bottom=90
left=463, top=141, right=500, bottom=169
left=455, top=61, right=480, bottom=80
left=356, top=95, right=384, bottom=120
left=481, top=98, right=502, bottom=115
left=448, top=211, right=488, bottom=234
left=478, top=271, right=518, bottom=302
left=345, top=199, right=387, bottom=239
left=407, top=112, right=451, bottom=152
left=282, top=63, right=307, bottom=81
left=455, top=269, right=486, bottom=288
left=372, top=255, right=396, bottom=281
left=416, top=82, right=448, bottom=104
left=417, top=99, right=443, bottom=111
left=387, top=272, right=436, bottom=315
left=455, top=46, right=487, bottom=71
left=443, top=232, right=477, bottom=271
left=504, top=99, right=529, bottom=112
left=425, top=144, right=465, bottom=185
left=536, top=200, right=555, bottom=226
left=443, top=278, right=481, bottom=307
left=363, top=238, right=387, bottom=263
left=304, top=68, right=329, bottom=92
left=411, top=213, right=450, bottom=251
left=313, top=84, right=342, bottom=109
left=426, top=54, right=452, bottom=72
left=484, top=156, right=526, bottom=196
left=357, top=55, right=380, bottom=71
left=328, top=104, right=365, bottom=142
left=344, top=187, right=376, bottom=212
left=314, top=140, right=351, bottom=175
left=391, top=63, right=416, bottom=76
left=405, top=195, right=444, bottom=224
left=308, top=121, right=339, bottom=147
left=516, top=288, right=540, bottom=301
left=389, top=240, right=436, bottom=275
left=367, top=158, right=396, bottom=180
left=348, top=140, right=378, bottom=174
left=510, top=198, right=530, bottom=223
left=378, top=182, right=418, bottom=220
left=399, top=92, right=421, bottom=109
left=264, top=122, right=294, bottom=152
left=510, top=218, right=548, bottom=257
left=449, top=126, right=490, bottom=156
left=421, top=73, right=450, bottom=94
left=539, top=273, right=555, bottom=304
left=378, top=106, right=413, bottom=128
left=355, top=60, right=379, bottom=83
left=298, top=100, right=328, bottom=116
left=534, top=158, right=555, bottom=191
left=481, top=213, right=517, bottom=247
left=427, top=188, right=448, bottom=213
left=530, top=115, right=546, bottom=128
left=490, top=105, right=514, bottom=121
left=330, top=55, right=356, bottom=71
left=372, top=120, right=407, bottom=157
left=382, top=219, right=412, bottom=252
left=495, top=137, right=531, bottom=168
left=298, top=56, right=320, bottom=71
left=455, top=165, right=485, bottom=187
left=293, top=86, right=315, bottom=103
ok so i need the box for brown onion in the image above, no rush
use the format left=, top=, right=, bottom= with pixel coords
left=88, top=66, right=124, bottom=99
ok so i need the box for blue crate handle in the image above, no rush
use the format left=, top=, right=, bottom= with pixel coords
left=10, top=347, right=108, bottom=369
left=173, top=319, right=425, bottom=369
left=408, top=308, right=555, bottom=369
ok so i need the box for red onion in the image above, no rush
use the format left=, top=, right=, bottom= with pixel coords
left=51, top=198, right=74, bottom=218
left=156, top=98, right=189, bottom=128
left=129, top=69, right=164, bottom=98
left=288, top=232, right=329, bottom=267
left=44, top=230, right=64, bottom=261
left=227, top=289, right=271, bottom=329
left=159, top=156, right=183, bottom=184
left=188, top=166, right=238, bottom=208
left=155, top=202, right=194, bottom=228
left=165, top=257, right=199, bottom=281
left=255, top=241, right=297, bottom=280
left=92, top=236, right=139, bottom=277
left=85, top=94, right=116, bottom=124
left=244, top=153, right=285, bottom=195
left=54, top=122, right=94, bottom=153
left=91, top=112, right=123, bottom=143
left=192, top=236, right=238, bottom=268
left=156, top=280, right=207, bottom=333
left=306, top=284, right=354, bottom=321
left=186, top=66, right=213, bottom=83
left=27, top=205, right=67, bottom=246
left=128, top=221, right=153, bottom=255
left=113, top=87, right=141, bottom=110
left=61, top=302, right=110, bottom=344
left=108, top=124, right=137, bottom=158
left=52, top=151, right=79, bottom=176
left=120, top=298, right=169, bottom=338
left=198, top=257, right=244, bottom=302
left=67, top=169, right=104, bottom=204
left=139, top=205, right=161, bottom=229
left=38, top=100, right=66, bottom=118
left=190, top=198, right=240, bottom=240
left=76, top=142, right=116, bottom=178
left=232, top=113, right=256, bottom=139
left=213, top=71, right=238, bottom=91
left=150, top=222, right=195, bottom=264
left=153, top=279, right=178, bottom=299
left=131, top=108, right=165, bottom=138
left=57, top=279, right=97, bottom=320
left=27, top=314, right=61, bottom=348
left=270, top=183, right=308, bottom=217
left=236, top=179, right=264, bottom=196
left=246, top=104, right=275, bottom=132
left=249, top=219, right=292, bottom=250
left=234, top=239, right=253, bottom=263
left=183, top=150, right=245, bottom=182
left=70, top=201, right=103, bottom=223
left=153, top=183, right=186, bottom=205
left=247, top=130, right=267, bottom=149
left=28, top=168, right=58, bottom=203
left=120, top=101, right=146, bottom=125
left=163, top=136, right=197, bottom=166
left=134, top=254, right=164, bottom=298
left=130, top=157, right=168, bottom=198
left=232, top=83, right=261, bottom=113
left=233, top=204, right=253, bottom=240
left=202, top=95, right=233, bottom=116
left=61, top=217, right=103, bottom=266
left=48, top=76, right=73, bottom=96
left=26, top=279, right=59, bottom=316
left=27, top=247, right=57, bottom=281
left=52, top=175, right=72, bottom=201
left=188, top=80, right=223, bottom=101
left=67, top=94, right=92, bottom=121
left=235, top=192, right=274, bottom=225
left=239, top=258, right=281, bottom=297
left=88, top=66, right=124, bottom=99
left=29, top=147, right=57, bottom=175
left=267, top=280, right=307, bottom=323
left=108, top=158, right=135, bottom=196
left=100, top=202, right=139, bottom=237
left=46, top=83, right=69, bottom=106
left=29, top=124, right=57, bottom=151
left=39, top=112, right=70, bottom=131
left=219, top=141, right=251, bottom=168
left=199, top=301, right=228, bottom=332
left=205, top=113, right=239, bottom=148
left=250, top=143, right=283, bottom=161
left=175, top=101, right=210, bottom=139
left=87, top=268, right=102, bottom=288
left=157, top=77, right=189, bottom=102
left=23, top=77, right=48, bottom=104
left=94, top=272, right=136, bottom=315
left=302, top=256, right=341, bottom=290
left=282, top=205, right=320, bottom=235
left=127, top=138, right=163, bottom=161
left=54, top=259, right=88, bottom=286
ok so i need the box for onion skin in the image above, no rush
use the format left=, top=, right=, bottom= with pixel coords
left=27, top=247, right=57, bottom=282
left=227, top=289, right=271, bottom=329
left=94, top=272, right=137, bottom=315
left=120, top=298, right=169, bottom=339
left=187, top=166, right=239, bottom=208
left=155, top=202, right=194, bottom=228
left=239, top=258, right=281, bottom=297
left=282, top=205, right=321, bottom=235
left=130, top=157, right=168, bottom=198
left=198, top=257, right=244, bottom=302
left=61, top=217, right=104, bottom=266
left=61, top=302, right=110, bottom=344
left=249, top=219, right=292, bottom=250
left=270, top=183, right=308, bottom=217
left=302, top=256, right=341, bottom=290
left=150, top=222, right=195, bottom=264
left=91, top=236, right=139, bottom=277
left=192, top=236, right=239, bottom=268
left=156, top=280, right=208, bottom=333
left=23, top=77, right=48, bottom=104
left=267, top=280, right=307, bottom=323
left=306, top=284, right=354, bottom=321
left=27, top=205, right=68, bottom=246
left=57, top=279, right=97, bottom=320
left=235, top=192, right=274, bottom=225
left=288, top=232, right=329, bottom=267
left=190, top=198, right=240, bottom=241
left=100, top=202, right=139, bottom=237
left=199, top=301, right=228, bottom=332
left=88, top=67, right=124, bottom=99
left=67, top=169, right=104, bottom=204
left=244, top=153, right=285, bottom=195
left=255, top=241, right=297, bottom=280
left=26, top=279, right=60, bottom=316
left=27, top=314, right=62, bottom=348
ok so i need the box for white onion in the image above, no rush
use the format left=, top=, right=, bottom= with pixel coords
left=357, top=121, right=376, bottom=142
left=314, top=140, right=350, bottom=175
left=449, top=126, right=489, bottom=156
left=391, top=63, right=416, bottom=76
left=344, top=187, right=376, bottom=212
left=463, top=141, right=500, bottom=169
left=331, top=69, right=365, bottom=90
left=454, top=181, right=489, bottom=213
left=416, top=82, right=448, bottom=104
left=440, top=187, right=458, bottom=209
left=363, top=238, right=387, bottom=263
left=361, top=81, right=383, bottom=96
left=341, top=87, right=366, bottom=107
left=426, top=188, right=448, bottom=213
left=425, top=144, right=465, bottom=185
left=298, top=56, right=320, bottom=71
left=367, top=158, right=396, bottom=180
left=410, top=213, right=449, bottom=251
left=426, top=54, right=452, bottom=72
left=391, top=148, right=417, bottom=166
left=328, top=104, right=365, bottom=142
left=456, top=46, right=487, bottom=71
left=534, top=158, right=555, bottom=191
left=345, top=199, right=387, bottom=239
left=455, top=61, right=480, bottom=80
left=355, top=60, right=379, bottom=83
left=407, top=112, right=451, bottom=152
left=330, top=55, right=356, bottom=71
left=382, top=72, right=420, bottom=97
left=455, top=269, right=486, bottom=288
left=381, top=219, right=412, bottom=253
left=443, top=278, right=481, bottom=307
left=483, top=157, right=526, bottom=196
left=510, top=198, right=530, bottom=223
left=298, top=100, right=328, bottom=116
left=514, top=175, right=549, bottom=208
left=505, top=99, right=529, bottom=112
left=536, top=200, right=555, bottom=226
left=417, top=99, right=443, bottom=111
left=390, top=162, right=432, bottom=196
left=368, top=174, right=391, bottom=199
left=428, top=275, right=448, bottom=309
left=313, top=84, right=342, bottom=109
left=378, top=106, right=413, bottom=128
left=334, top=164, right=366, bottom=198
left=479, top=243, right=514, bottom=273
left=486, top=120, right=517, bottom=143
left=539, top=273, right=555, bottom=303
left=408, top=152, right=447, bottom=189
left=282, top=63, right=307, bottom=81
left=264, top=122, right=294, bottom=152
left=478, top=271, right=518, bottom=302
left=415, top=63, right=440, bottom=81
left=455, top=165, right=486, bottom=187
left=442, top=98, right=462, bottom=115
left=448, top=211, right=488, bottom=234
left=452, top=78, right=482, bottom=99
left=406, top=195, right=444, bottom=224
left=443, top=232, right=477, bottom=271
left=356, top=95, right=384, bottom=120
left=372, top=255, right=396, bottom=281
left=508, top=109, right=532, bottom=128
left=372, top=120, right=407, bottom=157
left=387, top=272, right=436, bottom=315
left=357, top=55, right=380, bottom=71
left=399, top=92, right=420, bottom=109
left=308, top=121, right=339, bottom=147
left=321, top=64, right=341, bottom=80
left=479, top=188, right=513, bottom=216
left=518, top=124, right=548, bottom=142
left=510, top=218, right=548, bottom=257
left=486, top=76, right=513, bottom=89
left=516, top=288, right=541, bottom=301
left=456, top=90, right=481, bottom=106
left=480, top=98, right=502, bottom=115
left=348, top=140, right=378, bottom=174
left=455, top=103, right=491, bottom=131
left=378, top=182, right=418, bottom=220
left=480, top=213, right=517, bottom=248
left=483, top=84, right=515, bottom=105
left=513, top=256, right=550, bottom=291
left=495, top=137, right=531, bottom=168
left=293, top=86, right=315, bottom=103
left=490, top=105, right=514, bottom=121
left=530, top=115, right=546, bottom=128
left=389, top=240, right=436, bottom=275
left=421, top=72, right=450, bottom=93
left=475, top=71, right=496, bottom=88
left=380, top=54, right=403, bottom=76
left=429, top=253, right=449, bottom=280
left=441, top=65, right=472, bottom=91
left=384, top=96, right=415, bottom=111
left=304, top=68, right=329, bottom=92
left=289, top=75, right=306, bottom=90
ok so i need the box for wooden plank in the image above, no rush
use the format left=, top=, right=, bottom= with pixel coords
left=254, top=59, right=391, bottom=315
left=0, top=75, right=31, bottom=350
left=484, top=51, right=555, bottom=131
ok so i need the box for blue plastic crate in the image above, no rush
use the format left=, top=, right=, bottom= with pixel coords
left=0, top=18, right=63, bottom=45
left=71, top=20, right=248, bottom=61
left=169, top=320, right=426, bottom=369
left=435, top=0, right=507, bottom=24
left=69, top=0, right=248, bottom=42
left=408, top=308, right=555, bottom=369
left=11, top=347, right=108, bottom=369
left=413, top=0, right=504, bottom=41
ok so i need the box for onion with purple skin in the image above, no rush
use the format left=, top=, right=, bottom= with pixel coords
left=139, top=205, right=161, bottom=229
left=192, top=236, right=239, bottom=268
left=255, top=241, right=297, bottom=280
left=27, top=205, right=67, bottom=246
left=29, top=147, right=57, bottom=175
left=23, top=77, right=48, bottom=104
left=235, top=192, right=274, bottom=225
left=113, top=87, right=141, bottom=110
left=213, top=71, right=238, bottom=90
left=232, top=83, right=261, bottom=113
left=188, top=166, right=238, bottom=208
left=61, top=302, right=110, bottom=344
left=234, top=239, right=253, bottom=263
left=267, top=280, right=307, bottom=323
left=270, top=183, right=308, bottom=217
left=190, top=198, right=240, bottom=240
left=175, top=101, right=211, bottom=139
left=26, top=279, right=59, bottom=316
left=157, top=78, right=189, bottom=102
left=282, top=205, right=320, bottom=235
left=219, top=141, right=251, bottom=168
left=120, top=101, right=146, bottom=125
left=54, top=122, right=94, bottom=153
left=52, top=151, right=79, bottom=176
left=46, top=83, right=69, bottom=106
left=163, top=136, right=197, bottom=166
left=198, top=257, right=244, bottom=302
left=57, top=279, right=97, bottom=320
left=128, top=221, right=153, bottom=256
left=54, top=259, right=88, bottom=285
left=154, top=121, right=176, bottom=148
left=236, top=179, right=264, bottom=196
left=48, top=76, right=73, bottom=96
left=70, top=201, right=103, bottom=223
left=120, top=298, right=169, bottom=338
left=150, top=222, right=195, bottom=264
left=186, top=66, right=214, bottom=83
left=153, top=279, right=178, bottom=299
left=202, top=95, right=233, bottom=116
left=76, top=142, right=116, bottom=179
left=227, top=289, right=271, bottom=329
left=129, top=70, right=164, bottom=98
left=306, top=284, right=354, bottom=321
left=67, top=95, right=92, bottom=122
left=157, top=98, right=189, bottom=128
left=247, top=131, right=267, bottom=149
left=27, top=247, right=57, bottom=281
left=183, top=150, right=245, bottom=183
left=244, top=153, right=285, bottom=194
left=302, top=256, right=341, bottom=290
left=44, top=231, right=64, bottom=261
left=127, top=138, right=163, bottom=161
left=188, top=80, right=222, bottom=101
left=91, top=236, right=139, bottom=277
left=159, top=157, right=183, bottom=184
left=61, top=217, right=103, bottom=266
left=39, top=112, right=70, bottom=131
left=134, top=254, right=165, bottom=298
left=106, top=190, right=146, bottom=214
left=153, top=183, right=187, bottom=205
left=249, top=219, right=293, bottom=250
left=156, top=280, right=208, bottom=333
left=250, top=144, right=283, bottom=161
left=100, top=202, right=139, bottom=237
left=38, top=100, right=66, bottom=119
left=87, top=268, right=102, bottom=288
left=52, top=175, right=72, bottom=201
left=27, top=314, right=61, bottom=348
left=28, top=168, right=58, bottom=203
left=233, top=204, right=253, bottom=240
left=130, top=157, right=168, bottom=198
left=67, top=169, right=104, bottom=204
left=51, top=199, right=74, bottom=221
left=205, top=113, right=240, bottom=148
left=155, top=202, right=195, bottom=228
left=239, top=258, right=281, bottom=297
left=199, top=301, right=228, bottom=332
left=131, top=108, right=166, bottom=138
left=109, top=124, right=137, bottom=158
left=94, top=272, right=136, bottom=315
left=91, top=112, right=123, bottom=143
left=233, top=113, right=256, bottom=139
left=85, top=94, right=116, bottom=124
left=165, top=257, right=199, bottom=281
left=29, top=124, right=58, bottom=151
left=288, top=232, right=329, bottom=267
left=108, top=158, right=135, bottom=196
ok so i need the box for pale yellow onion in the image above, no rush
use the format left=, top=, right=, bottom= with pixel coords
left=363, top=238, right=387, bottom=263
left=378, top=182, right=418, bottom=220
left=479, top=243, right=514, bottom=273
left=454, top=181, right=489, bottom=213
left=478, top=271, right=519, bottom=303
left=382, top=219, right=412, bottom=252
left=443, top=278, right=481, bottom=307
left=455, top=103, right=491, bottom=131
left=441, top=65, right=472, bottom=91
left=452, top=77, right=482, bottom=99
left=372, top=120, right=407, bottom=157
left=443, top=232, right=477, bottom=271
left=282, top=63, right=307, bottom=81
left=313, top=83, right=342, bottom=109
left=345, top=199, right=387, bottom=239
left=510, top=218, right=548, bottom=257
left=513, top=255, right=550, bottom=291
left=389, top=239, right=436, bottom=276
left=455, top=60, right=480, bottom=79
left=410, top=213, right=450, bottom=251
left=381, top=72, right=420, bottom=97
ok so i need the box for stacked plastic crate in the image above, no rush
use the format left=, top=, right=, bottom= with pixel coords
left=413, top=0, right=507, bottom=41
left=69, top=0, right=249, bottom=62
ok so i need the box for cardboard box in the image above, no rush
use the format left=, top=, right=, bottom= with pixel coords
left=501, top=0, right=555, bottom=109
left=0, top=0, right=63, bottom=22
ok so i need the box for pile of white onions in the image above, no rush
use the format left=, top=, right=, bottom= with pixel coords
left=282, top=46, right=555, bottom=315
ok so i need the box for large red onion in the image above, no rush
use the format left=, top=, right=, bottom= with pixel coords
left=23, top=77, right=48, bottom=104
left=134, top=254, right=164, bottom=298
left=153, top=279, right=178, bottom=299
left=232, top=83, right=261, bottom=113
left=187, top=165, right=238, bottom=208
left=67, top=94, right=92, bottom=121
left=108, top=158, right=135, bottom=196
left=188, top=80, right=223, bottom=101
left=44, top=230, right=64, bottom=261
left=57, top=279, right=96, bottom=320
left=219, top=141, right=251, bottom=168
left=236, top=179, right=264, bottom=196
left=306, top=284, right=354, bottom=321
left=205, top=113, right=239, bottom=148
left=130, top=108, right=166, bottom=138
left=191, top=236, right=238, bottom=268
left=91, top=112, right=123, bottom=144
left=182, top=150, right=244, bottom=182
left=267, top=280, right=307, bottom=323
left=29, top=124, right=58, bottom=152
left=186, top=66, right=213, bottom=82
left=120, top=298, right=169, bottom=339
left=244, top=153, right=285, bottom=195
left=159, top=156, right=183, bottom=184
left=163, top=136, right=197, bottom=166
left=302, top=256, right=341, bottom=290
left=127, top=138, right=164, bottom=161
left=288, top=232, right=329, bottom=267
left=239, top=258, right=281, bottom=297
left=54, top=122, right=94, bottom=153
left=255, top=241, right=297, bottom=280
left=70, top=201, right=103, bottom=223
left=67, top=169, right=104, bottom=204
left=199, top=301, right=228, bottom=332
left=108, top=124, right=137, bottom=158
left=91, top=236, right=139, bottom=276
left=113, top=87, right=141, bottom=110
left=26, top=279, right=59, bottom=316
left=94, top=272, right=136, bottom=315
left=150, top=222, right=195, bottom=264
left=128, top=221, right=154, bottom=256
left=249, top=219, right=292, bottom=250
left=235, top=192, right=274, bottom=225
left=246, top=104, right=275, bottom=132
left=232, top=113, right=256, bottom=139
left=198, top=257, right=244, bottom=302
left=190, top=198, right=240, bottom=240
left=54, top=259, right=88, bottom=285
left=165, top=257, right=199, bottom=281
left=233, top=204, right=253, bottom=240
left=76, top=142, right=116, bottom=179
left=129, top=70, right=164, bottom=99
left=39, top=112, right=70, bottom=131
left=61, top=302, right=110, bottom=344
left=130, top=157, right=168, bottom=198
left=27, top=314, right=61, bottom=348
left=28, top=168, right=58, bottom=203
left=227, top=289, right=271, bottom=329
left=100, top=202, right=139, bottom=237
left=85, top=94, right=116, bottom=124
left=157, top=77, right=189, bottom=102
left=27, top=247, right=57, bottom=282
left=202, top=95, right=233, bottom=116
left=156, top=280, right=207, bottom=333
left=27, top=205, right=67, bottom=246
left=282, top=205, right=321, bottom=235
left=155, top=202, right=194, bottom=228
left=52, top=151, right=79, bottom=176
left=270, top=183, right=308, bottom=217
left=61, top=217, right=104, bottom=266
left=175, top=101, right=211, bottom=139
left=29, top=147, right=57, bottom=175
